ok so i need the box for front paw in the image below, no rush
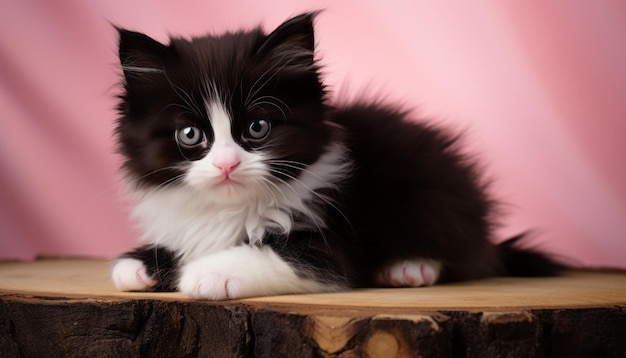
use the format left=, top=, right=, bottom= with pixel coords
left=178, top=246, right=334, bottom=300
left=178, top=248, right=257, bottom=300
left=178, top=246, right=329, bottom=300
left=111, top=258, right=157, bottom=291
left=178, top=254, right=250, bottom=300
left=179, top=267, right=242, bottom=300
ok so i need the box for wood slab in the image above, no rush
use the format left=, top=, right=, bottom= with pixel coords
left=1, top=259, right=625, bottom=357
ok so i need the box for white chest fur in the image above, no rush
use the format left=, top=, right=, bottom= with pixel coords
left=129, top=142, right=352, bottom=263
left=131, top=188, right=256, bottom=262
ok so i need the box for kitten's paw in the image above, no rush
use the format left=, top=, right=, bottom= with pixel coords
left=111, top=258, right=157, bottom=291
left=377, top=259, right=441, bottom=287
left=178, top=246, right=331, bottom=300
left=179, top=248, right=269, bottom=300
left=179, top=267, right=242, bottom=301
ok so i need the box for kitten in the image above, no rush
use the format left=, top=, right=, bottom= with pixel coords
left=111, top=13, right=562, bottom=300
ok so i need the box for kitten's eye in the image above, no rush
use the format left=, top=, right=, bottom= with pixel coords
left=246, top=119, right=271, bottom=140
left=176, top=126, right=206, bottom=147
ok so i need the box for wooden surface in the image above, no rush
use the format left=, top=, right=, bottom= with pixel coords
left=1, top=259, right=625, bottom=357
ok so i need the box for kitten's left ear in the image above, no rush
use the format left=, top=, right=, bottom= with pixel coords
left=116, top=27, right=173, bottom=89
left=258, top=12, right=317, bottom=66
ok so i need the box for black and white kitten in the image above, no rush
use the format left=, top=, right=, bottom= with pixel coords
left=111, top=13, right=562, bottom=300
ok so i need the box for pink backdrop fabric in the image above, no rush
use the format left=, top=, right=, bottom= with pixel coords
left=1, top=1, right=624, bottom=268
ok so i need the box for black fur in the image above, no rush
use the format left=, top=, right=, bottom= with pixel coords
left=120, top=245, right=180, bottom=291
left=114, top=13, right=563, bottom=293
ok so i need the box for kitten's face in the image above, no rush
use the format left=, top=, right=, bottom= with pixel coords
left=116, top=14, right=331, bottom=204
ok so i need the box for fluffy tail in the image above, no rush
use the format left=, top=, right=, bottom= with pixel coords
left=498, top=234, right=566, bottom=277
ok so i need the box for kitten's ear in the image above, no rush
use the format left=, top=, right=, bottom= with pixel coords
left=116, top=27, right=171, bottom=86
left=258, top=12, right=317, bottom=67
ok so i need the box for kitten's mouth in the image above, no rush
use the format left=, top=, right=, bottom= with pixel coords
left=214, top=176, right=243, bottom=187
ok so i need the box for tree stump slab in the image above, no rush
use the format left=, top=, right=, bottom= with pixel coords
left=1, top=259, right=625, bottom=357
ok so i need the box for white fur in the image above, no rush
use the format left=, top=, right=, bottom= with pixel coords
left=207, top=100, right=231, bottom=141
left=119, top=100, right=353, bottom=298
left=111, top=258, right=157, bottom=291
left=179, top=245, right=339, bottom=299
left=130, top=143, right=350, bottom=260
left=183, top=100, right=263, bottom=204
left=376, top=259, right=441, bottom=287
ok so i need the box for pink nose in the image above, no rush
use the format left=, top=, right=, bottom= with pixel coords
left=213, top=161, right=240, bottom=175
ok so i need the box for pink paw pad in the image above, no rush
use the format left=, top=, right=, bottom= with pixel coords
left=378, top=259, right=441, bottom=287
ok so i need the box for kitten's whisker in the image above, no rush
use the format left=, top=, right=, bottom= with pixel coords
left=248, top=95, right=291, bottom=114
left=264, top=172, right=330, bottom=248
left=257, top=178, right=282, bottom=206
left=245, top=59, right=285, bottom=106
left=268, top=168, right=354, bottom=235
left=245, top=51, right=302, bottom=107
left=249, top=101, right=287, bottom=121
left=121, top=65, right=164, bottom=74
left=243, top=167, right=293, bottom=209
left=269, top=160, right=337, bottom=189
left=267, top=171, right=327, bottom=222
left=268, top=167, right=333, bottom=206
left=161, top=103, right=196, bottom=116
left=130, top=166, right=183, bottom=182
left=163, top=71, right=203, bottom=117
left=153, top=174, right=186, bottom=191
left=257, top=177, right=294, bottom=227
left=84, top=168, right=183, bottom=206
left=176, top=143, right=192, bottom=161
left=128, top=166, right=186, bottom=191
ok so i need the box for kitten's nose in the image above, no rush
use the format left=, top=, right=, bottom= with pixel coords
left=212, top=142, right=241, bottom=177
left=213, top=161, right=241, bottom=175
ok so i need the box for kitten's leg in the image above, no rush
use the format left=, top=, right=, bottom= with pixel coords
left=376, top=259, right=442, bottom=287
left=111, top=245, right=179, bottom=292
left=178, top=245, right=343, bottom=300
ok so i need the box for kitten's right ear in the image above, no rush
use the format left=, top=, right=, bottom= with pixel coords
left=116, top=27, right=170, bottom=85
left=256, top=12, right=318, bottom=68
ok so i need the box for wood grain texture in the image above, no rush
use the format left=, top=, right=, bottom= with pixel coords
left=1, top=259, right=625, bottom=357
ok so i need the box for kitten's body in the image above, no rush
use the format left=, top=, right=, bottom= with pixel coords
left=112, top=13, right=561, bottom=300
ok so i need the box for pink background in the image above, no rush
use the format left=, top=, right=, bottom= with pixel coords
left=1, top=1, right=625, bottom=268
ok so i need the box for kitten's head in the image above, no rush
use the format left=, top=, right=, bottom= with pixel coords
left=115, top=13, right=335, bottom=204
